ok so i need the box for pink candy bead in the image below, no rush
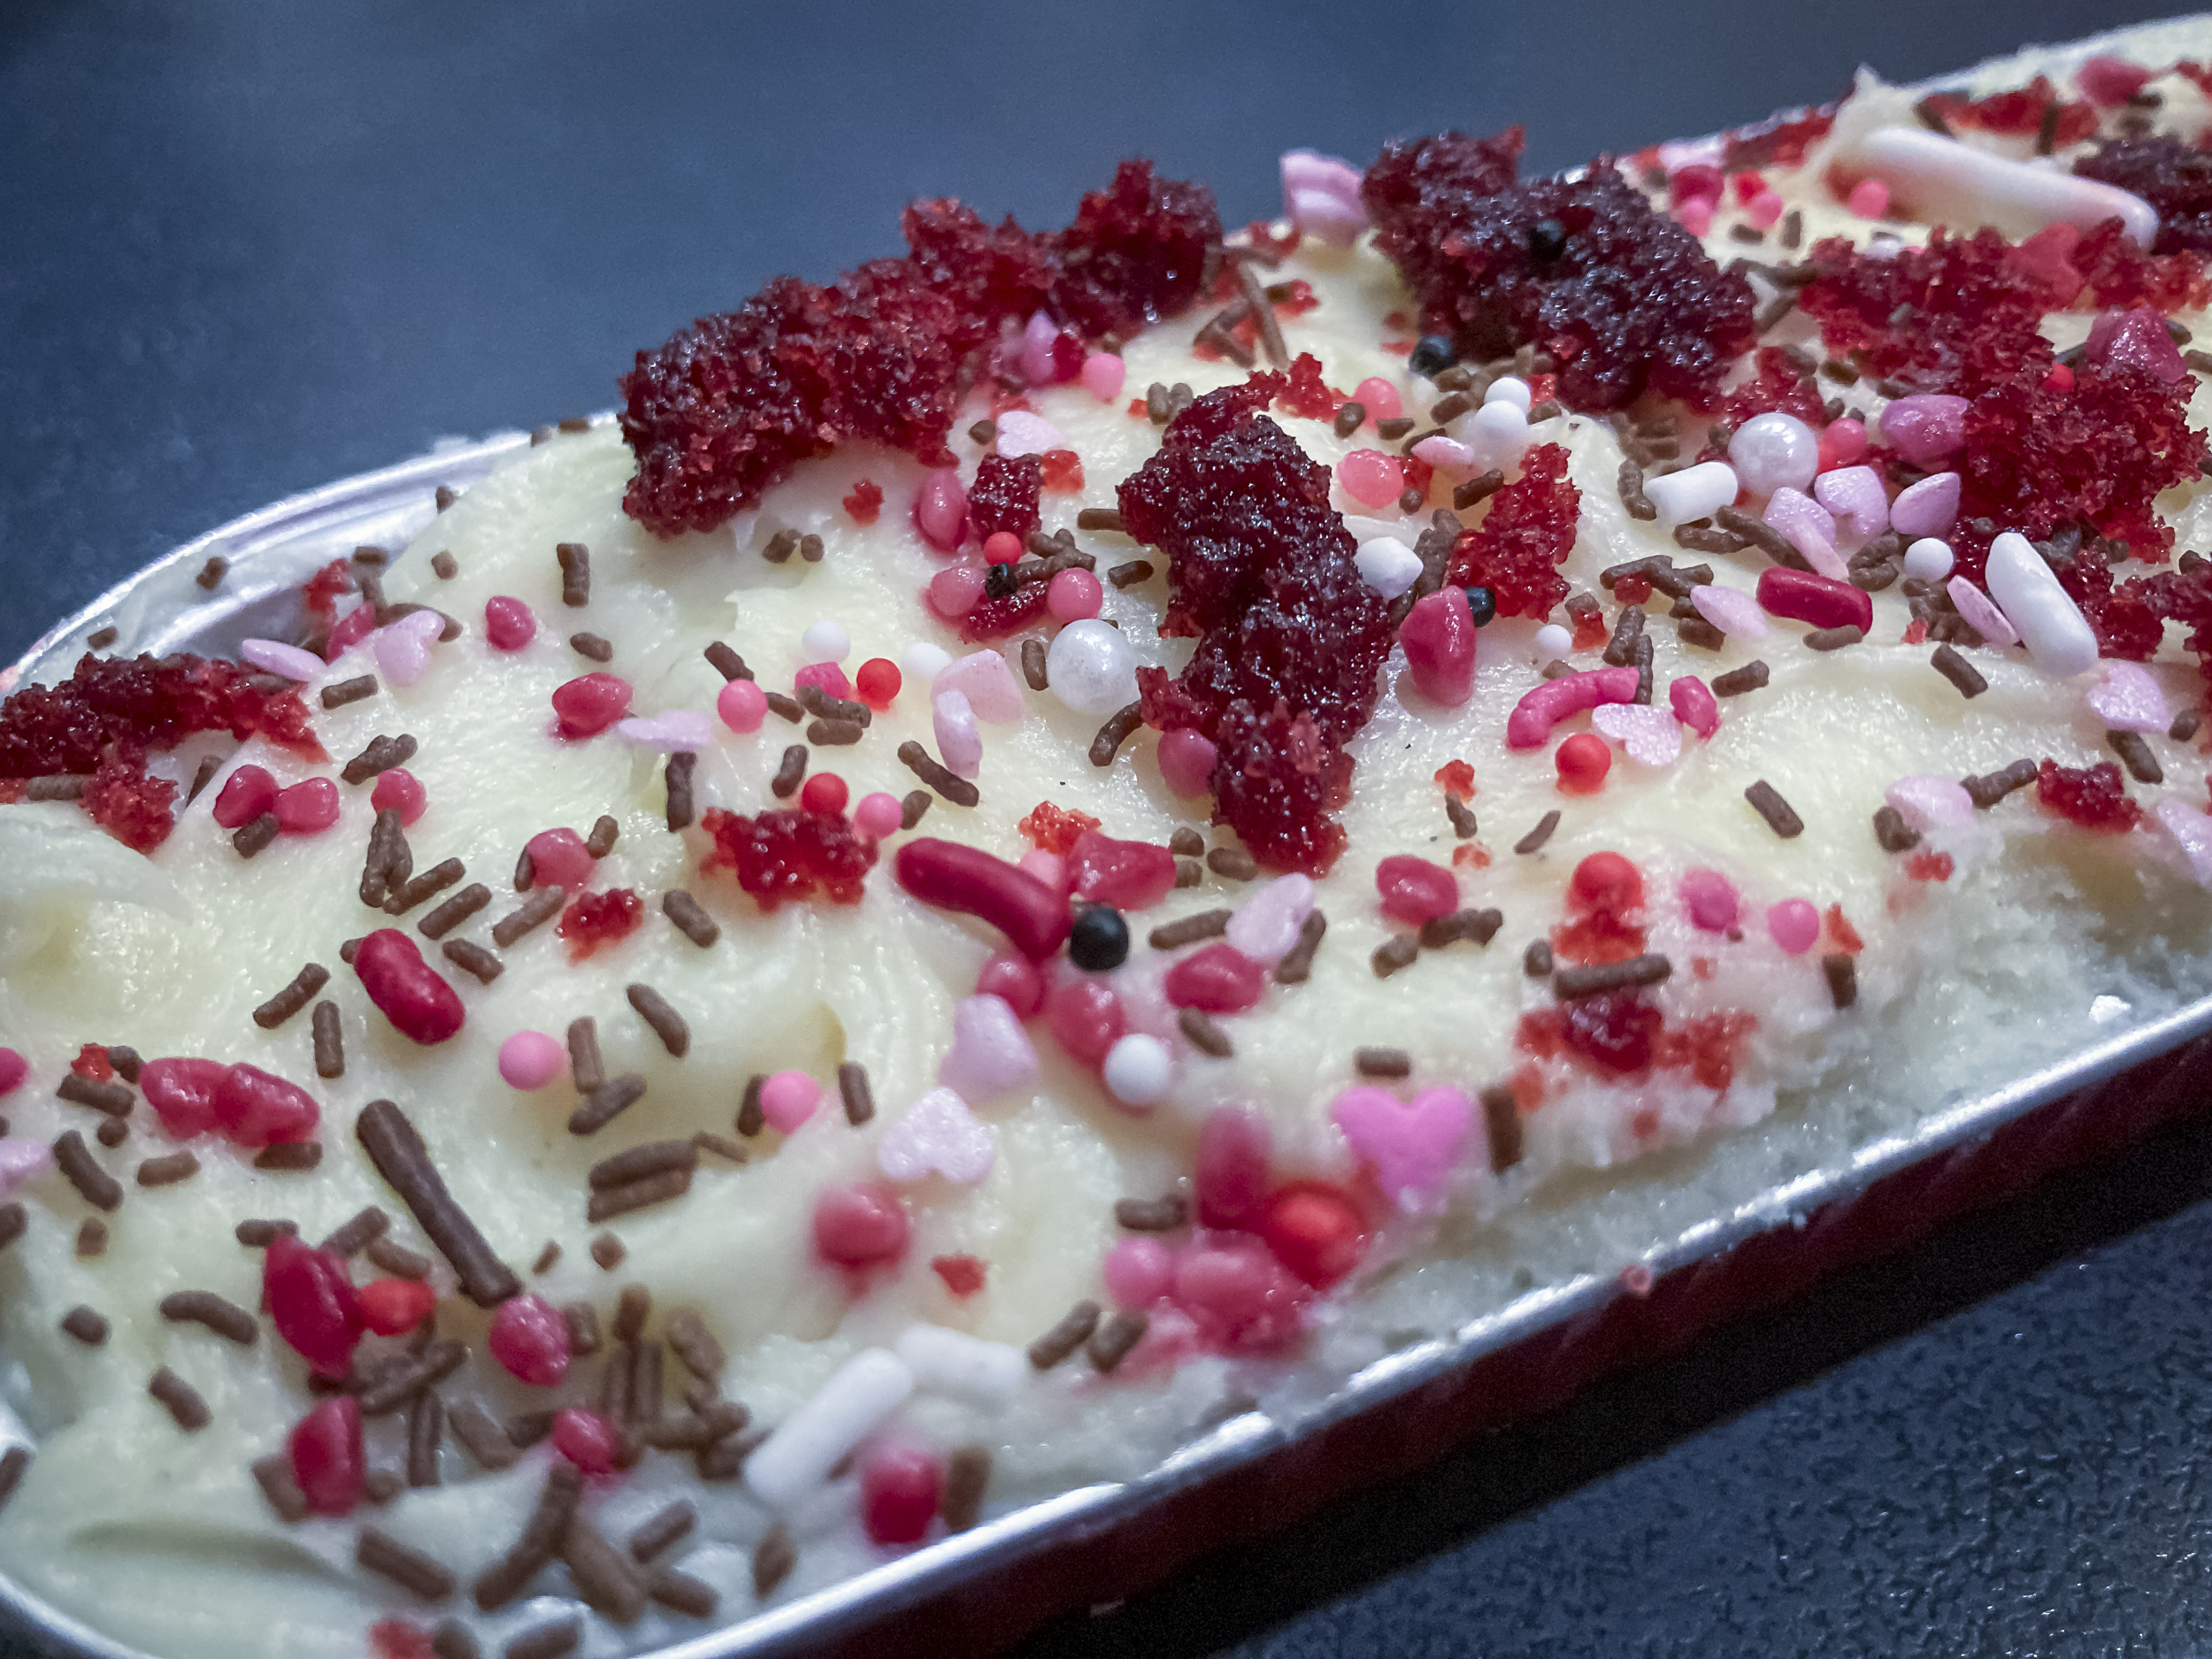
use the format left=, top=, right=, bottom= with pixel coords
left=1104, top=1236, right=1176, bottom=1309
left=274, top=778, right=340, bottom=833
left=983, top=531, right=1024, bottom=565
left=1351, top=377, right=1402, bottom=422
left=1678, top=196, right=1715, bottom=237
left=0, top=1049, right=25, bottom=1097
left=526, top=827, right=594, bottom=891
left=1679, top=868, right=1741, bottom=933
left=1337, top=449, right=1403, bottom=510
left=794, top=660, right=854, bottom=701
left=854, top=791, right=904, bottom=840
left=370, top=768, right=426, bottom=825
left=928, top=565, right=986, bottom=620
left=718, top=679, right=768, bottom=733
left=497, top=1031, right=565, bottom=1090
left=1817, top=417, right=1868, bottom=471
left=1047, top=568, right=1103, bottom=621
left=1767, top=898, right=1820, bottom=955
left=212, top=764, right=278, bottom=828
left=976, top=953, right=1046, bottom=1018
left=1745, top=189, right=1785, bottom=230
left=914, top=470, right=967, bottom=553
left=484, top=595, right=536, bottom=651
left=1081, top=351, right=1126, bottom=403
left=1846, top=178, right=1890, bottom=219
left=1157, top=728, right=1218, bottom=796
left=760, top=1071, right=821, bottom=1133
left=1669, top=674, right=1719, bottom=738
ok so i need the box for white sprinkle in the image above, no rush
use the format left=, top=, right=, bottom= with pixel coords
left=1726, top=412, right=1818, bottom=497
left=1641, top=461, right=1739, bottom=528
left=1102, top=1034, right=1172, bottom=1107
left=745, top=1348, right=915, bottom=1508
left=1985, top=531, right=2099, bottom=678
left=616, top=710, right=711, bottom=752
left=933, top=689, right=983, bottom=779
left=894, top=1325, right=1028, bottom=1409
left=1447, top=399, right=1531, bottom=471
left=801, top=619, right=851, bottom=664
left=1533, top=623, right=1573, bottom=660
left=239, top=638, right=328, bottom=684
left=1901, top=538, right=1955, bottom=582
left=1482, top=375, right=1532, bottom=411
left=1354, top=535, right=1424, bottom=599
left=1856, top=127, right=2159, bottom=247
left=1045, top=619, right=1139, bottom=716
left=903, top=641, right=954, bottom=681
left=995, top=411, right=1068, bottom=457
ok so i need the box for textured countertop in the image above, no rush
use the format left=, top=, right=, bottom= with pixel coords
left=4, top=2, right=2208, bottom=1654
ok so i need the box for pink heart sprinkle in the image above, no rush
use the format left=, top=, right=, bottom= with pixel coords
left=933, top=651, right=1025, bottom=725
left=2155, top=797, right=2212, bottom=886
left=995, top=411, right=1068, bottom=457
left=1591, top=703, right=1683, bottom=766
left=1331, top=1085, right=1472, bottom=1213
left=2086, top=662, right=2170, bottom=733
left=0, top=1137, right=54, bottom=1199
left=938, top=995, right=1038, bottom=1102
left=877, top=1087, right=995, bottom=1185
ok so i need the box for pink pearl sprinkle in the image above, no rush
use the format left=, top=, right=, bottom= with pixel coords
left=1678, top=196, right=1716, bottom=237
left=1745, top=189, right=1785, bottom=230
left=1338, top=449, right=1403, bottom=510
left=1846, top=178, right=1890, bottom=219
left=1047, top=568, right=1103, bottom=621
left=498, top=1031, right=565, bottom=1090
left=854, top=791, right=904, bottom=840
left=717, top=679, right=767, bottom=733
left=1081, top=351, right=1126, bottom=403
left=760, top=1071, right=822, bottom=1133
left=983, top=531, right=1024, bottom=565
left=1157, top=728, right=1218, bottom=796
left=1104, top=1236, right=1176, bottom=1309
left=1680, top=868, right=1741, bottom=933
left=928, top=565, right=986, bottom=620
left=1351, top=377, right=1402, bottom=422
left=1767, top=898, right=1820, bottom=956
left=370, top=768, right=426, bottom=826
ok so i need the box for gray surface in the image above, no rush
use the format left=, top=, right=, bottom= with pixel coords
left=3, top=2, right=2207, bottom=1655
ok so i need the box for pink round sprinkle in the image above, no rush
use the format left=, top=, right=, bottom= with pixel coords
left=484, top=595, right=536, bottom=651
left=1745, top=188, right=1785, bottom=230
left=1081, top=351, right=1126, bottom=403
left=273, top=777, right=341, bottom=833
left=1817, top=417, right=1868, bottom=471
left=488, top=1294, right=571, bottom=1387
left=928, top=565, right=986, bottom=620
left=1846, top=178, right=1890, bottom=219
left=1351, top=378, right=1402, bottom=422
left=854, top=791, right=904, bottom=840
left=1157, top=729, right=1218, bottom=796
left=760, top=1071, right=820, bottom=1134
left=0, top=1049, right=27, bottom=1097
left=914, top=470, right=968, bottom=553
left=718, top=679, right=768, bottom=733
left=1766, top=898, right=1820, bottom=956
left=1678, top=196, right=1715, bottom=237
left=369, top=768, right=426, bottom=825
left=1338, top=449, right=1403, bottom=510
left=526, top=827, right=594, bottom=891
left=1104, top=1236, right=1176, bottom=1309
left=498, top=1031, right=565, bottom=1090
left=983, top=531, right=1024, bottom=565
left=1679, top=868, right=1741, bottom=933
left=550, top=1407, right=621, bottom=1474
left=794, top=660, right=853, bottom=701
left=1047, top=568, right=1103, bottom=621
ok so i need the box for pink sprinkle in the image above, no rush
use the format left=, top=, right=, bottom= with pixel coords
left=1397, top=588, right=1478, bottom=706
left=1048, top=567, right=1103, bottom=621
left=1812, top=465, right=1889, bottom=540
left=854, top=791, right=904, bottom=839
left=895, top=838, right=1071, bottom=961
left=2085, top=306, right=2188, bottom=384
left=1669, top=675, right=1719, bottom=738
left=976, top=953, right=1046, bottom=1018
left=1375, top=855, right=1457, bottom=926
left=1351, top=378, right=1402, bottom=423
left=1763, top=488, right=1846, bottom=578
left=497, top=1031, right=565, bottom=1091
left=1018, top=311, right=1061, bottom=386
left=1886, top=774, right=1975, bottom=831
left=938, top=995, right=1040, bottom=1102
left=934, top=650, right=1025, bottom=724
left=370, top=768, right=426, bottom=825
left=1104, top=1236, right=1176, bottom=1309
left=1766, top=898, right=1820, bottom=956
left=484, top=595, right=536, bottom=651
left=551, top=674, right=632, bottom=738
left=1889, top=472, right=1961, bottom=539
left=2078, top=53, right=2154, bottom=107
left=794, top=661, right=853, bottom=701
left=1225, top=873, right=1317, bottom=964
left=1679, top=868, right=1740, bottom=933
left=0, top=1136, right=52, bottom=1198
left=2087, top=662, right=2171, bottom=733
left=373, top=610, right=442, bottom=687
left=1281, top=150, right=1368, bottom=245
left=1745, top=188, right=1785, bottom=231
left=1411, top=434, right=1478, bottom=472
left=274, top=778, right=340, bottom=833
left=1331, top=1085, right=1471, bottom=1213
left=550, top=1408, right=622, bottom=1475
left=760, top=1071, right=821, bottom=1134
left=717, top=679, right=767, bottom=733
left=1878, top=396, right=1969, bottom=466
left=526, top=828, right=593, bottom=890
left=996, top=410, right=1068, bottom=457
left=1689, top=583, right=1768, bottom=639
left=1947, top=577, right=2021, bottom=647
left=876, top=1087, right=995, bottom=1185
left=914, top=471, right=968, bottom=553
left=212, top=764, right=279, bottom=829
left=617, top=710, right=712, bottom=751
left=241, top=638, right=327, bottom=684
left=1018, top=849, right=1065, bottom=891
left=1338, top=449, right=1403, bottom=510
left=983, top=531, right=1024, bottom=565
left=933, top=689, right=983, bottom=780
left=1817, top=417, right=1868, bottom=471
left=1505, top=665, right=1640, bottom=749
left=2154, top=796, right=2212, bottom=886
left=1591, top=703, right=1682, bottom=765
left=1081, top=352, right=1126, bottom=403
left=1157, top=729, right=1218, bottom=796
left=1677, top=196, right=1715, bottom=237
left=928, top=565, right=986, bottom=620
left=0, top=1049, right=27, bottom=1098
left=1846, top=178, right=1890, bottom=219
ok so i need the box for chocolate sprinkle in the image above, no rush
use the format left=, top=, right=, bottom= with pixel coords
left=1371, top=936, right=1421, bottom=978
left=1419, top=908, right=1503, bottom=949
left=136, top=1149, right=200, bottom=1187
left=490, top=886, right=565, bottom=948
left=1963, top=759, right=2038, bottom=808
left=532, top=1240, right=562, bottom=1275
left=369, top=1236, right=433, bottom=1280
left=1168, top=826, right=1205, bottom=857
left=235, top=1218, right=296, bottom=1247
left=1873, top=805, right=1923, bottom=853
left=61, top=1305, right=109, bottom=1345
left=1744, top=780, right=1804, bottom=838
left=627, top=983, right=690, bottom=1056
left=1088, top=702, right=1144, bottom=767
left=253, top=962, right=330, bottom=1030
left=1088, top=1310, right=1148, bottom=1373
left=1028, top=1300, right=1102, bottom=1370
left=1175, top=858, right=1202, bottom=887
left=567, top=1018, right=604, bottom=1093
left=2171, top=710, right=2202, bottom=742
left=448, top=1398, right=521, bottom=1473
left=1108, top=559, right=1156, bottom=589
left=431, top=1621, right=479, bottom=1659
left=96, top=1118, right=127, bottom=1148
left=1445, top=793, right=1479, bottom=839
left=1178, top=1006, right=1233, bottom=1056
left=561, top=1510, right=649, bottom=1624
left=806, top=717, right=864, bottom=746
left=656, top=888, right=719, bottom=949
left=569, top=632, right=614, bottom=663
left=77, top=1217, right=108, bottom=1256
left=358, top=1340, right=466, bottom=1417
left=901, top=789, right=933, bottom=829
left=941, top=1444, right=993, bottom=1533
left=54, top=1131, right=121, bottom=1210
left=771, top=744, right=808, bottom=799
left=86, top=625, right=119, bottom=649
left=1711, top=660, right=1770, bottom=697
left=827, top=1060, right=875, bottom=1126
left=320, top=1204, right=390, bottom=1256
left=357, top=1100, right=521, bottom=1307
left=321, top=674, right=379, bottom=710
left=571, top=1075, right=649, bottom=1136
left=148, top=1366, right=210, bottom=1431
left=556, top=542, right=591, bottom=608
left=764, top=690, right=803, bottom=724
left=1355, top=1047, right=1412, bottom=1079
left=104, top=1046, right=142, bottom=1083
left=474, top=1463, right=585, bottom=1611
left=614, top=1285, right=652, bottom=1345
left=2109, top=729, right=2163, bottom=785
left=1480, top=1084, right=1525, bottom=1171
left=503, top=1617, right=582, bottom=1659
left=664, top=1310, right=726, bottom=1384
left=737, top=1074, right=767, bottom=1138
left=588, top=1168, right=695, bottom=1224
left=753, top=1522, right=798, bottom=1599
left=419, top=883, right=491, bottom=941
left=694, top=1131, right=748, bottom=1164
left=341, top=733, right=419, bottom=786
left=408, top=1390, right=444, bottom=1487
left=1823, top=953, right=1859, bottom=1010
left=255, top=1141, right=322, bottom=1171
left=358, top=1525, right=457, bottom=1603
left=1018, top=637, right=1051, bottom=691
left=1115, top=1195, right=1187, bottom=1232
left=253, top=1452, right=309, bottom=1523
left=1555, top=953, right=1672, bottom=998
left=1514, top=810, right=1561, bottom=856
left=1805, top=625, right=1863, bottom=651
left=1453, top=468, right=1507, bottom=511
left=233, top=811, right=281, bottom=858
left=762, top=528, right=800, bottom=565
left=196, top=554, right=230, bottom=589
left=57, top=1074, right=134, bottom=1117
left=797, top=683, right=872, bottom=727
left=1714, top=505, right=1807, bottom=571
left=897, top=741, right=980, bottom=806
left=649, top=1568, right=718, bottom=1619
left=386, top=857, right=465, bottom=917
left=1149, top=909, right=1232, bottom=949
left=1206, top=846, right=1258, bottom=881
left=1274, top=910, right=1326, bottom=984
left=1602, top=604, right=1647, bottom=668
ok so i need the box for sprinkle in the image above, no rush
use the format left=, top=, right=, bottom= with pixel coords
left=234, top=1218, right=297, bottom=1248
left=799, top=534, right=825, bottom=564
left=1205, top=846, right=1258, bottom=882
left=148, top=1366, right=210, bottom=1431
left=736, top=1074, right=767, bottom=1138
left=196, top=554, right=230, bottom=589
left=105, top=1046, right=142, bottom=1082
left=1028, top=1301, right=1102, bottom=1370
left=565, top=1017, right=605, bottom=1094
left=251, top=1451, right=310, bottom=1524
left=704, top=641, right=750, bottom=682
left=1178, top=1006, right=1234, bottom=1056
left=342, top=733, right=419, bottom=786
left=320, top=1204, right=391, bottom=1256
left=386, top=858, right=465, bottom=917
left=1175, top=859, right=1202, bottom=887
left=1873, top=805, right=1923, bottom=853
left=1710, top=661, right=1770, bottom=697
left=437, top=940, right=501, bottom=988
left=86, top=625, right=119, bottom=649
left=0, top=1207, right=22, bottom=1253
left=357, top=1525, right=457, bottom=1603
left=418, top=883, right=490, bottom=941
left=626, top=984, right=690, bottom=1058
left=96, top=1118, right=127, bottom=1148
left=61, top=1306, right=109, bottom=1345
left=796, top=683, right=872, bottom=727
left=1514, top=810, right=1561, bottom=856
left=1449, top=468, right=1508, bottom=512
left=431, top=1624, right=477, bottom=1659
left=1823, top=953, right=1858, bottom=1010
left=1088, top=702, right=1144, bottom=769
left=359, top=808, right=411, bottom=908
left=321, top=674, right=378, bottom=710
left=569, top=632, right=613, bottom=663
left=560, top=1509, right=649, bottom=1624
left=570, top=1075, right=649, bottom=1136
left=901, top=789, right=933, bottom=829
left=1148, top=909, right=1232, bottom=949
left=77, top=1217, right=108, bottom=1256
left=1963, top=759, right=2038, bottom=808
left=1805, top=625, right=1863, bottom=651
left=1478, top=1083, right=1525, bottom=1172
left=408, top=1391, right=443, bottom=1488
left=367, top=1236, right=432, bottom=1280
left=1075, top=506, right=1125, bottom=534
left=1274, top=910, right=1327, bottom=984
left=771, top=745, right=808, bottom=799
left=763, top=529, right=800, bottom=565
left=1108, top=559, right=1156, bottom=589
left=823, top=1059, right=875, bottom=1128
left=156, top=1288, right=257, bottom=1346
left=1555, top=954, right=1672, bottom=999
left=806, top=717, right=864, bottom=746
left=490, top=887, right=565, bottom=948
left=1371, top=936, right=1421, bottom=978
left=1616, top=458, right=1657, bottom=522
left=252, top=962, right=330, bottom=1031
left=233, top=811, right=281, bottom=857
left=897, top=740, right=980, bottom=807
left=357, top=1099, right=521, bottom=1307
left=54, top=1131, right=121, bottom=1210
left=473, top=1463, right=585, bottom=1611
left=2109, top=730, right=2163, bottom=784
left=185, top=756, right=222, bottom=803
left=556, top=542, right=590, bottom=608
left=255, top=1141, right=322, bottom=1171
left=136, top=1150, right=199, bottom=1187
left=358, top=1340, right=467, bottom=1417
left=1088, top=1310, right=1148, bottom=1373
left=661, top=1310, right=726, bottom=1386
left=1233, top=259, right=1288, bottom=365
left=57, top=1074, right=133, bottom=1117
left=648, top=1568, right=718, bottom=1619
left=1115, top=1195, right=1187, bottom=1232
left=438, top=1398, right=518, bottom=1476
left=752, top=1522, right=798, bottom=1598
left=1420, top=907, right=1503, bottom=949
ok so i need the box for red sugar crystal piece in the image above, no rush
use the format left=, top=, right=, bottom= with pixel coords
left=369, top=1622, right=434, bottom=1659
left=704, top=807, right=878, bottom=910
left=1374, top=854, right=1457, bottom=926
left=1652, top=1010, right=1758, bottom=1093
left=1271, top=353, right=1343, bottom=421
left=302, top=558, right=354, bottom=622
left=1434, top=759, right=1476, bottom=799
left=931, top=1254, right=987, bottom=1297
left=1045, top=978, right=1125, bottom=1065
left=1551, top=849, right=1647, bottom=966
left=2066, top=218, right=2212, bottom=313
left=81, top=749, right=178, bottom=853
left=559, top=888, right=643, bottom=961
left=1194, top=1106, right=1271, bottom=1229
left=968, top=453, right=1043, bottom=545
left=1362, top=128, right=1755, bottom=410
left=957, top=577, right=1050, bottom=642
left=1018, top=800, right=1101, bottom=854
left=1719, top=345, right=1828, bottom=434
left=843, top=478, right=884, bottom=525
left=1446, top=443, right=1581, bottom=620
left=550, top=1407, right=623, bottom=1475
left=1038, top=449, right=1085, bottom=493
left=71, top=1043, right=114, bottom=1081
left=2034, top=758, right=2144, bottom=832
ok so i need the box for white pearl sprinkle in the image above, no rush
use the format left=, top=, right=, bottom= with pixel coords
left=902, top=641, right=954, bottom=680
left=1533, top=623, right=1573, bottom=660
left=1901, top=538, right=1955, bottom=582
left=1726, top=412, right=1818, bottom=497
left=1102, top=1034, right=1172, bottom=1107
left=1045, top=619, right=1139, bottom=716
left=1354, top=535, right=1424, bottom=599
left=1641, top=461, right=1739, bottom=528
left=1482, top=375, right=1532, bottom=411
left=801, top=619, right=850, bottom=664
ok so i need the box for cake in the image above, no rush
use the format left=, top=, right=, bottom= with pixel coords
left=4, top=18, right=2212, bottom=1659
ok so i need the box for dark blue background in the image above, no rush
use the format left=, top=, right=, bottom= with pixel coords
left=4, top=3, right=2208, bottom=1654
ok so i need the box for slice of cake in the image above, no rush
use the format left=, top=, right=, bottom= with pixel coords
left=3, top=17, right=2212, bottom=1658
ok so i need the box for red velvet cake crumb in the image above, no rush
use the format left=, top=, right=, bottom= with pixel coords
left=1445, top=444, right=1581, bottom=619
left=702, top=807, right=878, bottom=908
left=2076, top=135, right=2212, bottom=257
left=1018, top=801, right=1101, bottom=854
left=968, top=453, right=1042, bottom=545
left=559, top=888, right=643, bottom=960
left=2035, top=758, right=2145, bottom=832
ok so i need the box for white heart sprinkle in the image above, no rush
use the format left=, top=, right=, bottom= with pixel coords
left=877, top=1088, right=995, bottom=1185
left=1590, top=703, right=1683, bottom=766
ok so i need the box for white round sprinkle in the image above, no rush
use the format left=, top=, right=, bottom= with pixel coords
left=1985, top=530, right=2100, bottom=678
left=1045, top=618, right=1139, bottom=716
left=894, top=1325, right=1027, bottom=1409
left=1533, top=623, right=1572, bottom=660
left=902, top=641, right=954, bottom=680
left=1640, top=460, right=1739, bottom=528
left=1448, top=398, right=1531, bottom=470
left=801, top=619, right=851, bottom=664
left=1354, top=534, right=1424, bottom=600
left=1726, top=412, right=1819, bottom=497
left=1901, top=537, right=1955, bottom=582
left=745, top=1348, right=914, bottom=1508
left=1102, top=1034, right=1171, bottom=1106
left=1482, top=375, right=1532, bottom=411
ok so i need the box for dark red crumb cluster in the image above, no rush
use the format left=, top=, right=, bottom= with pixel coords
left=558, top=888, right=643, bottom=961
left=1361, top=127, right=1755, bottom=410
left=621, top=161, right=1220, bottom=536
left=1720, top=346, right=1830, bottom=433
left=957, top=580, right=1050, bottom=643
left=1794, top=230, right=2057, bottom=396
left=1118, top=376, right=1390, bottom=874
left=2035, top=758, right=2144, bottom=832
left=1920, top=76, right=2097, bottom=146
left=0, top=654, right=323, bottom=852
left=700, top=806, right=878, bottom=908
left=1445, top=444, right=1581, bottom=620
left=967, top=453, right=1043, bottom=544
left=2077, top=135, right=2212, bottom=256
